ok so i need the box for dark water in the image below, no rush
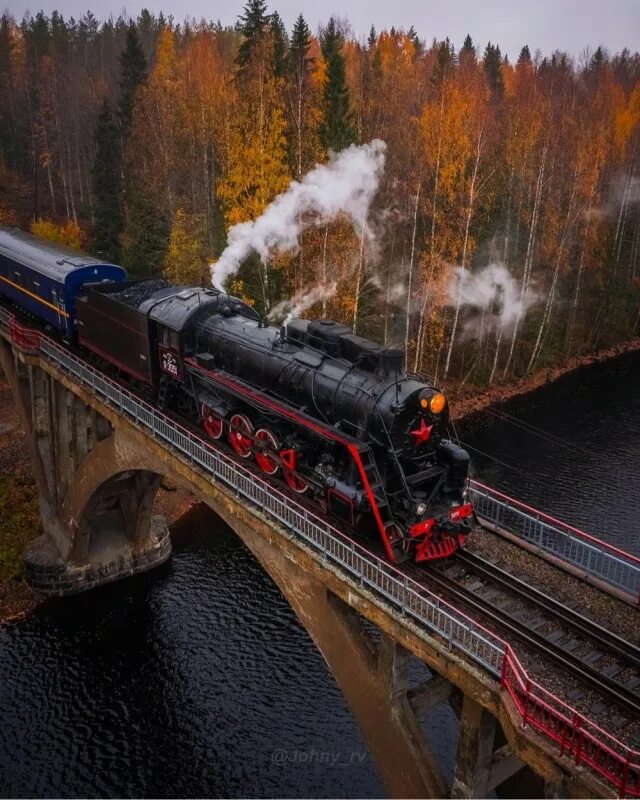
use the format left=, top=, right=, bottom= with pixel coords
left=0, top=508, right=458, bottom=797
left=459, top=350, right=640, bottom=556
left=1, top=352, right=638, bottom=797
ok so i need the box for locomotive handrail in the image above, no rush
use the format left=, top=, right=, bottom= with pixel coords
left=1, top=306, right=639, bottom=797
left=469, top=480, right=640, bottom=604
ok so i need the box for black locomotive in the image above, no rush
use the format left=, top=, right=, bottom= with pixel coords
left=0, top=225, right=473, bottom=564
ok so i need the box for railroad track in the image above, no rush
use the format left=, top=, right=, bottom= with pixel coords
left=413, top=549, right=640, bottom=715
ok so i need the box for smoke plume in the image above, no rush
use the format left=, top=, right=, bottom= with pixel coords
left=210, top=140, right=387, bottom=289
left=267, top=282, right=339, bottom=325
left=449, top=263, right=538, bottom=337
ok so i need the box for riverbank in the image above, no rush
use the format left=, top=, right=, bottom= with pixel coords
left=449, top=338, right=640, bottom=419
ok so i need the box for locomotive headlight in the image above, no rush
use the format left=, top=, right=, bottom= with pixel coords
left=429, top=392, right=446, bottom=414
left=418, top=389, right=447, bottom=414
left=416, top=502, right=427, bottom=516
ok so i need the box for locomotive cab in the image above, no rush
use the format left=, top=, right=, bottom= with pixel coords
left=157, top=324, right=184, bottom=380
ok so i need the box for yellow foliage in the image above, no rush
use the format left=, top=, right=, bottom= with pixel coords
left=163, top=209, right=208, bottom=286
left=30, top=219, right=82, bottom=249
left=228, top=279, right=255, bottom=307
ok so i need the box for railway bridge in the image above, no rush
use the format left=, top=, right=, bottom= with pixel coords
left=1, top=305, right=639, bottom=800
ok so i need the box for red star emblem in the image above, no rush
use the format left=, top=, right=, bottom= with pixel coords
left=410, top=419, right=433, bottom=446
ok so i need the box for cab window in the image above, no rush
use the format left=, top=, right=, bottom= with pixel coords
left=159, top=326, right=181, bottom=350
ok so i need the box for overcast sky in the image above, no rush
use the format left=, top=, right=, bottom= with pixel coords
left=6, top=0, right=640, bottom=60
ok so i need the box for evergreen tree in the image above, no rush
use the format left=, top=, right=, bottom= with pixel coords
left=270, top=11, right=288, bottom=78
left=407, top=25, right=423, bottom=56
left=122, top=196, right=170, bottom=279
left=0, top=18, right=15, bottom=166
left=432, top=38, right=455, bottom=86
left=588, top=46, right=607, bottom=76
left=92, top=99, right=122, bottom=262
left=289, top=13, right=311, bottom=71
left=518, top=44, right=531, bottom=65
left=367, top=25, right=377, bottom=49
left=483, top=42, right=504, bottom=95
left=319, top=17, right=355, bottom=153
left=237, top=0, right=268, bottom=69
left=460, top=34, right=476, bottom=62
left=118, top=24, right=147, bottom=137
left=287, top=14, right=314, bottom=177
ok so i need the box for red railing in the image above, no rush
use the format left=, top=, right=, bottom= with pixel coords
left=2, top=311, right=639, bottom=797
left=8, top=316, right=41, bottom=352
left=502, top=645, right=640, bottom=797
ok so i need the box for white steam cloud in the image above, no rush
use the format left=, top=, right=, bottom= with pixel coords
left=449, top=263, right=538, bottom=337
left=267, top=282, right=339, bottom=326
left=210, top=140, right=387, bottom=289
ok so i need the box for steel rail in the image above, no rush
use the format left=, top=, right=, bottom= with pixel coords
left=456, top=550, right=640, bottom=670
left=417, top=562, right=640, bottom=714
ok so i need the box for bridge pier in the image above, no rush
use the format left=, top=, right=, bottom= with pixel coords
left=213, top=500, right=450, bottom=798
left=451, top=695, right=497, bottom=798
left=0, top=340, right=171, bottom=595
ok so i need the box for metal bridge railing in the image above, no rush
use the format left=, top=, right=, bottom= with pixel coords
left=470, top=480, right=640, bottom=604
left=2, top=310, right=639, bottom=797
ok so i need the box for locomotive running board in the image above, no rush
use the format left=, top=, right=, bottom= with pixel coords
left=185, top=358, right=399, bottom=563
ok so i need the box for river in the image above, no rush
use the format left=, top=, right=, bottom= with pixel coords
left=459, top=349, right=640, bottom=556
left=1, top=351, right=638, bottom=796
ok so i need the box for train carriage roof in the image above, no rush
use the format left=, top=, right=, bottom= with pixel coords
left=0, top=224, right=124, bottom=283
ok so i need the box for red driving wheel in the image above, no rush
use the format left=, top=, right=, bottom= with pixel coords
left=228, top=413, right=253, bottom=458
left=284, top=470, right=309, bottom=494
left=280, top=449, right=309, bottom=494
left=254, top=428, right=280, bottom=475
left=202, top=404, right=224, bottom=440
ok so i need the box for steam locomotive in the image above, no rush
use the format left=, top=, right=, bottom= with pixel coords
left=0, top=225, right=472, bottom=563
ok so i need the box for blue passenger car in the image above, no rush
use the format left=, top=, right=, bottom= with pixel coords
left=0, top=225, right=126, bottom=337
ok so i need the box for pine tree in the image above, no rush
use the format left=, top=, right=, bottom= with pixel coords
left=92, top=99, right=122, bottom=262
left=460, top=34, right=476, bottom=62
left=483, top=42, right=504, bottom=95
left=287, top=14, right=315, bottom=178
left=518, top=44, right=531, bottom=65
left=289, top=14, right=311, bottom=72
left=118, top=23, right=147, bottom=137
left=319, top=17, right=355, bottom=153
left=588, top=46, right=607, bottom=77
left=368, top=25, right=377, bottom=49
left=237, top=0, right=269, bottom=69
left=270, top=11, right=288, bottom=78
left=407, top=25, right=423, bottom=56
left=432, top=38, right=455, bottom=86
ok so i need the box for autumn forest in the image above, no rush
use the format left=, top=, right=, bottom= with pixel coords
left=0, top=1, right=639, bottom=386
